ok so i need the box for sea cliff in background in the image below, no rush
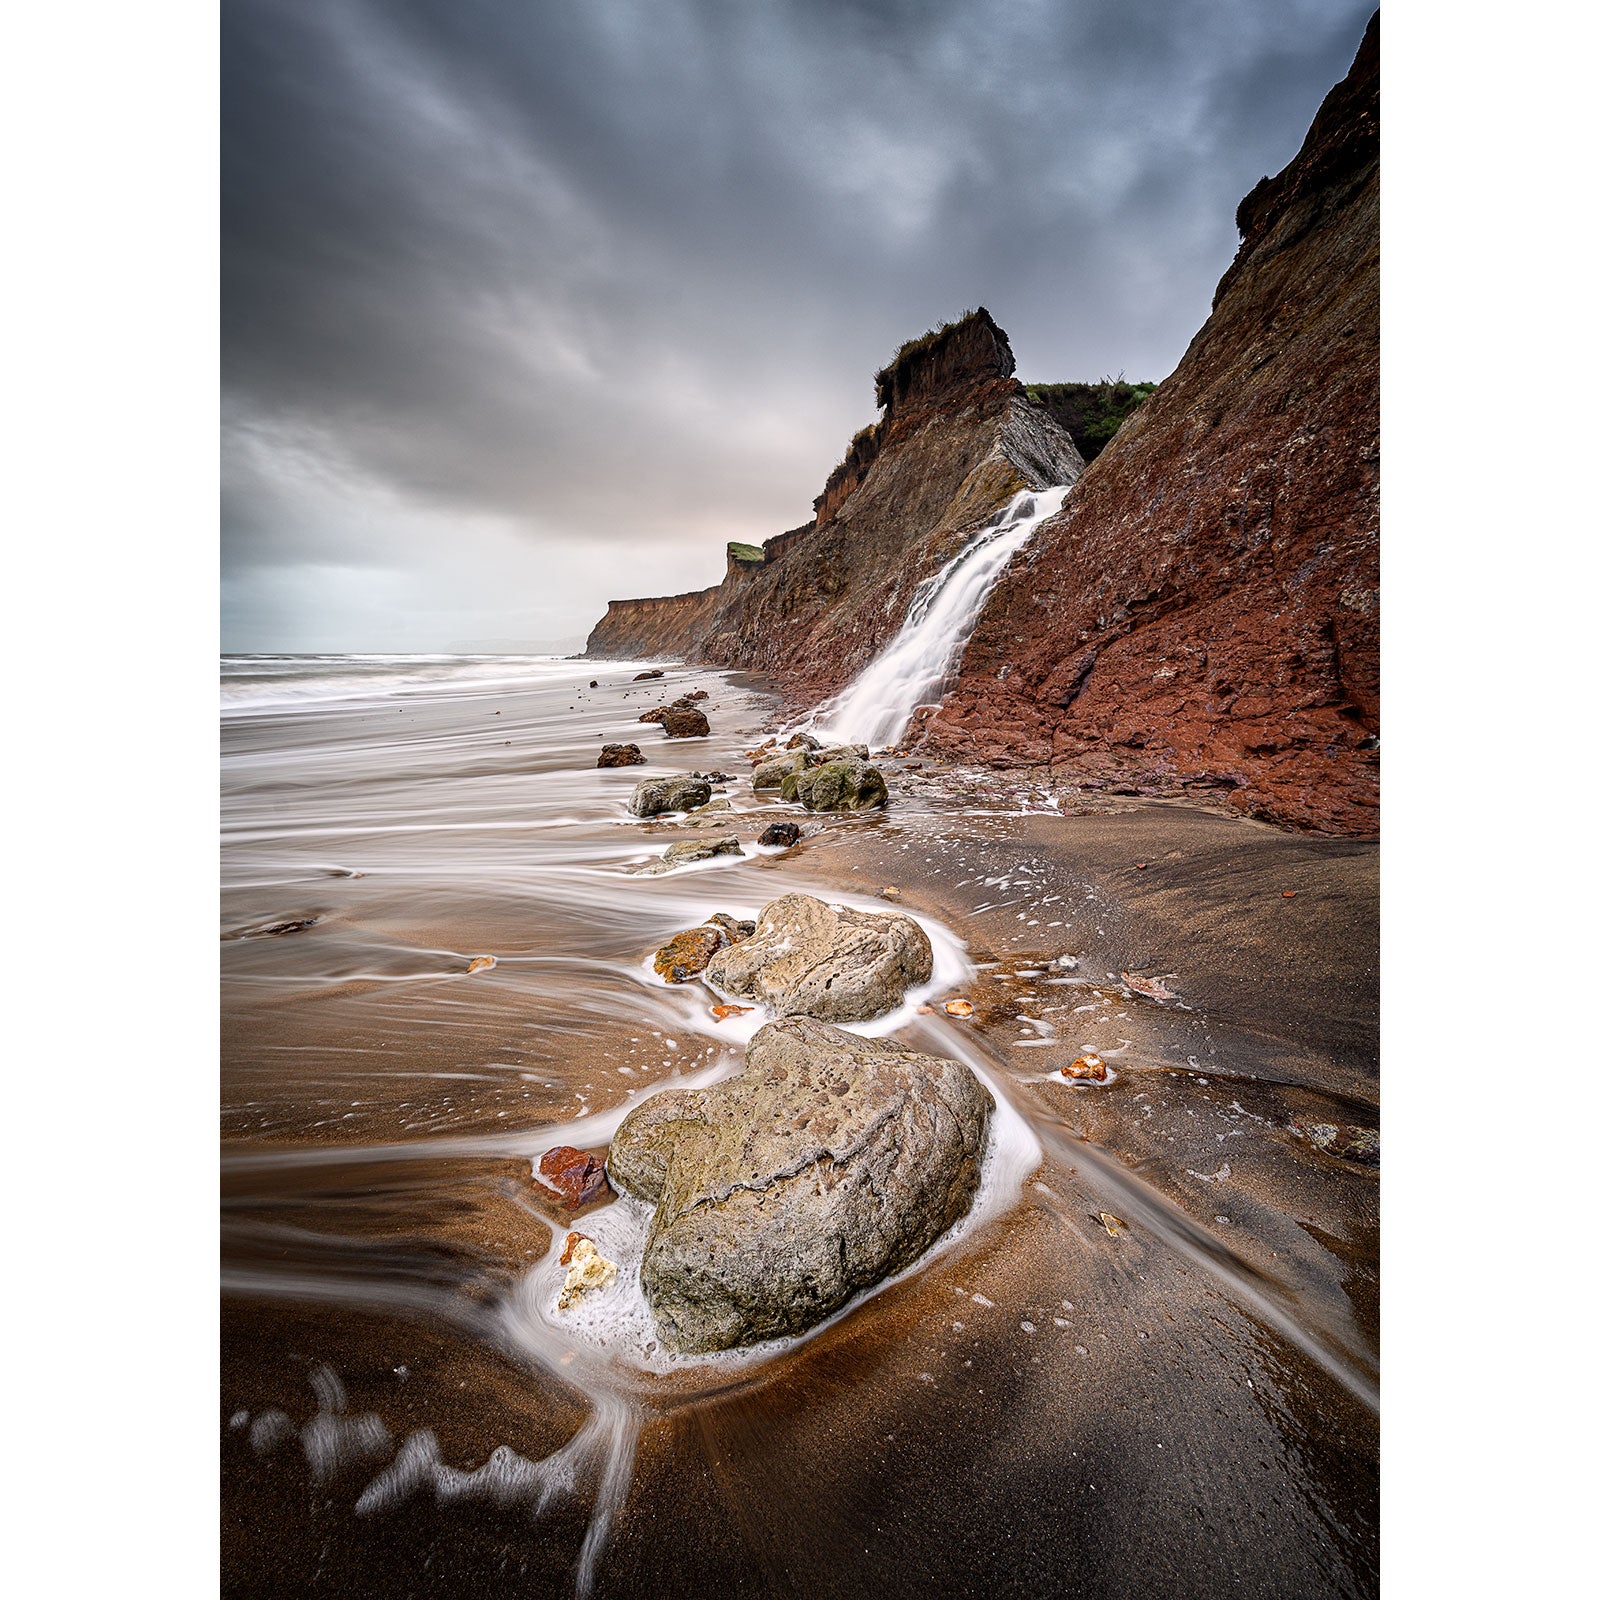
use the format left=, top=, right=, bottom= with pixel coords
left=586, top=14, right=1378, bottom=835
left=930, top=15, right=1379, bottom=835
left=584, top=308, right=1085, bottom=698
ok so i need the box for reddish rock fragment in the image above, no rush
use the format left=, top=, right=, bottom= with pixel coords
left=654, top=925, right=728, bottom=983
left=1064, top=1054, right=1109, bottom=1082
left=538, top=1146, right=610, bottom=1207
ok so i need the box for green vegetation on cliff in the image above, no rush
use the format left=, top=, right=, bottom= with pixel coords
left=1025, top=378, right=1158, bottom=463
left=727, top=542, right=766, bottom=565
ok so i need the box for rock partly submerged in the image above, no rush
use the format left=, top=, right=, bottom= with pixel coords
left=705, top=891, right=932, bottom=1022
left=598, top=743, right=646, bottom=768
left=607, top=1015, right=993, bottom=1352
left=780, top=757, right=889, bottom=812
left=653, top=911, right=758, bottom=982
left=628, top=775, right=713, bottom=817
left=633, top=835, right=745, bottom=876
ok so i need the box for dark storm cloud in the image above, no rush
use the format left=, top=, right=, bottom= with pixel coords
left=223, top=0, right=1373, bottom=650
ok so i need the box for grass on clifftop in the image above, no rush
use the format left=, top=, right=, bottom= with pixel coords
left=727, top=541, right=766, bottom=565
left=1027, top=377, right=1158, bottom=463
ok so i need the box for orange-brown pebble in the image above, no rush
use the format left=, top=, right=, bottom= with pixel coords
left=944, top=999, right=974, bottom=1018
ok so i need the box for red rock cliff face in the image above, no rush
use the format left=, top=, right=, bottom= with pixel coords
left=584, top=309, right=1085, bottom=701
left=926, top=16, right=1379, bottom=836
left=584, top=585, right=720, bottom=660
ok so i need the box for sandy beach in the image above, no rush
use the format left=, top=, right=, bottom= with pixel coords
left=222, top=656, right=1376, bottom=1598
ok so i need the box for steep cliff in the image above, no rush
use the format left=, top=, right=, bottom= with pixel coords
left=584, top=541, right=766, bottom=659
left=585, top=309, right=1085, bottom=700
left=926, top=14, right=1379, bottom=836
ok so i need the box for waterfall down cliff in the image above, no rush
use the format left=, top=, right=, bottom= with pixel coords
left=808, top=485, right=1071, bottom=748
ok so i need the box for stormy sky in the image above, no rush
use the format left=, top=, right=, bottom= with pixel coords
left=223, top=0, right=1373, bottom=652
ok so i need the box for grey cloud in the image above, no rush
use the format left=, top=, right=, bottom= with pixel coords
left=224, top=0, right=1373, bottom=650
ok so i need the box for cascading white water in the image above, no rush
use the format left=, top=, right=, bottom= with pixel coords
left=808, top=485, right=1071, bottom=749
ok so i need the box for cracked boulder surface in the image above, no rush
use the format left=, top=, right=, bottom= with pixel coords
left=704, top=892, right=932, bottom=1022
left=607, top=1016, right=992, bottom=1352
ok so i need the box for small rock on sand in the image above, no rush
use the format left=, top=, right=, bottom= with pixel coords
left=598, top=743, right=646, bottom=767
left=538, top=1146, right=610, bottom=1208
left=636, top=835, right=745, bottom=876
left=1064, top=1054, right=1108, bottom=1082
left=758, top=821, right=802, bottom=847
left=627, top=776, right=712, bottom=817
left=558, top=1234, right=617, bottom=1309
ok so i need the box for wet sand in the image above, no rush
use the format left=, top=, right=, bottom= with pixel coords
left=222, top=659, right=1376, bottom=1598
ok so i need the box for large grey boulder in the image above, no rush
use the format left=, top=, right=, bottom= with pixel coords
left=704, top=892, right=932, bottom=1022
left=780, top=758, right=888, bottom=811
left=627, top=775, right=712, bottom=817
left=607, top=1016, right=993, bottom=1352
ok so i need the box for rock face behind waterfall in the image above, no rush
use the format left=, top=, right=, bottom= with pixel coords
left=584, top=309, right=1085, bottom=702
left=930, top=17, right=1380, bottom=836
left=607, top=1016, right=993, bottom=1353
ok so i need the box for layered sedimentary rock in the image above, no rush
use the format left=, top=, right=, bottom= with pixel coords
left=585, top=310, right=1085, bottom=701
left=927, top=17, right=1379, bottom=835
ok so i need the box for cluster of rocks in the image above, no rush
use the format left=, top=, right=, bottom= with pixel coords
left=610, top=890, right=976, bottom=1352
left=748, top=733, right=889, bottom=813
left=559, top=671, right=982, bottom=1352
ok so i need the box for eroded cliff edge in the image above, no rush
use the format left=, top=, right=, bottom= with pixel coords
left=584, top=308, right=1086, bottom=699
left=925, top=15, right=1379, bottom=836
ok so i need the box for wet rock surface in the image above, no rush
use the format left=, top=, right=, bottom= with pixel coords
left=758, top=821, right=802, bottom=848
left=1292, top=1117, right=1379, bottom=1167
left=659, top=707, right=711, bottom=738
left=627, top=775, right=713, bottom=817
left=537, top=1146, right=610, bottom=1208
left=704, top=891, right=933, bottom=1022
left=781, top=757, right=889, bottom=811
left=652, top=912, right=757, bottom=981
left=635, top=836, right=745, bottom=876
left=752, top=749, right=808, bottom=788
left=597, top=743, right=646, bottom=767
left=606, top=1015, right=993, bottom=1352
